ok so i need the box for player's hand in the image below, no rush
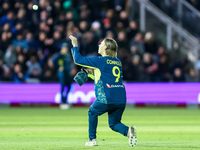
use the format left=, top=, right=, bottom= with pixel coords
left=69, top=35, right=78, bottom=47
left=82, top=68, right=94, bottom=75
left=82, top=68, right=89, bottom=74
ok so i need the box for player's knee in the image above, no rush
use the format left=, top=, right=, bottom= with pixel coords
left=88, top=108, right=100, bottom=117
left=109, top=124, right=115, bottom=131
left=88, top=108, right=94, bottom=116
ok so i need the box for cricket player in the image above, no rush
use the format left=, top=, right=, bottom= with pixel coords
left=69, top=35, right=137, bottom=147
left=52, top=43, right=72, bottom=109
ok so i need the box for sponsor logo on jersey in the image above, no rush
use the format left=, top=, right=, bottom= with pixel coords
left=106, top=83, right=124, bottom=88
left=106, top=83, right=112, bottom=88
left=111, top=85, right=124, bottom=88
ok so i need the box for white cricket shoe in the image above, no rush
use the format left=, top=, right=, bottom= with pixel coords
left=59, top=104, right=70, bottom=110
left=128, top=125, right=137, bottom=147
left=85, top=139, right=98, bottom=146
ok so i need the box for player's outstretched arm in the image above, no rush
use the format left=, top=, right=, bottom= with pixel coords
left=69, top=35, right=104, bottom=73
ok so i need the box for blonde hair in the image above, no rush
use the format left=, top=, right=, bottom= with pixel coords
left=104, top=37, right=118, bottom=58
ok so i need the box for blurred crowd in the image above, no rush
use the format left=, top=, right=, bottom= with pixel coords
left=0, top=0, right=199, bottom=83
left=150, top=0, right=200, bottom=39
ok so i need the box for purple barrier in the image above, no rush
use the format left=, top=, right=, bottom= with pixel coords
left=0, top=83, right=200, bottom=104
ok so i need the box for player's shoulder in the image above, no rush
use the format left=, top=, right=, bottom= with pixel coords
left=90, top=56, right=121, bottom=64
left=89, top=56, right=107, bottom=66
left=116, top=57, right=122, bottom=64
left=90, top=56, right=104, bottom=60
left=115, top=57, right=121, bottom=61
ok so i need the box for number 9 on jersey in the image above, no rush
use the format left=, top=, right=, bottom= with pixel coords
left=112, top=66, right=120, bottom=82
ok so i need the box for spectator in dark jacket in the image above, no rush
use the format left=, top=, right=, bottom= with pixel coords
left=0, top=32, right=12, bottom=52
left=26, top=55, right=42, bottom=78
left=185, top=68, right=199, bottom=82
left=172, top=68, right=185, bottom=82
left=12, top=34, right=29, bottom=51
left=0, top=11, right=14, bottom=27
left=144, top=32, right=158, bottom=54
left=13, top=63, right=29, bottom=83
left=25, top=32, right=41, bottom=52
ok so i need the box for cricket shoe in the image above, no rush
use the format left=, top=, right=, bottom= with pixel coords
left=85, top=139, right=98, bottom=146
left=128, top=125, right=137, bottom=147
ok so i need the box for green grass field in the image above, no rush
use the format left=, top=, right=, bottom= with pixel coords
left=0, top=107, right=200, bottom=150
